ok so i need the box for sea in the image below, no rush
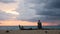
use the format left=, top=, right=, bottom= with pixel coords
left=0, top=26, right=60, bottom=30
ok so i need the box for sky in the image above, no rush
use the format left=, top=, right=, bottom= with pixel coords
left=0, top=0, right=60, bottom=26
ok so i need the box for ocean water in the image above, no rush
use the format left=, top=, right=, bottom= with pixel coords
left=0, top=26, right=60, bottom=30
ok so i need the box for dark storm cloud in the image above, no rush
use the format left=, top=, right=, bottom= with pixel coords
left=37, top=9, right=60, bottom=16
left=28, top=0, right=60, bottom=22
left=35, top=0, right=60, bottom=16
left=45, top=0, right=60, bottom=9
left=17, top=0, right=60, bottom=24
left=19, top=15, right=60, bottom=22
left=35, top=0, right=60, bottom=21
left=0, top=0, right=16, bottom=3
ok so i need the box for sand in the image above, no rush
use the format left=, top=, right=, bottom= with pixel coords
left=0, top=30, right=60, bottom=34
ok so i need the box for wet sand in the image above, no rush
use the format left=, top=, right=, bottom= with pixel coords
left=0, top=30, right=60, bottom=34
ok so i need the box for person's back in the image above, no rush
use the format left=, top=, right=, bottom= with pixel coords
left=37, top=20, right=42, bottom=29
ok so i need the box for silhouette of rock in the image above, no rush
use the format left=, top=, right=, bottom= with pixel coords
left=6, top=30, right=9, bottom=33
left=45, top=31, right=48, bottom=34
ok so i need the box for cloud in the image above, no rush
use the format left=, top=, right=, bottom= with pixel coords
left=0, top=10, right=17, bottom=20
left=0, top=0, right=16, bottom=3
left=37, top=9, right=60, bottom=16
left=24, top=0, right=47, bottom=4
left=16, top=0, right=60, bottom=24
left=16, top=0, right=46, bottom=21
left=45, top=0, right=60, bottom=9
left=34, top=0, right=60, bottom=21
left=16, top=0, right=36, bottom=21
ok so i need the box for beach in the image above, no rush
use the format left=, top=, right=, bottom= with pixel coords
left=0, top=30, right=60, bottom=34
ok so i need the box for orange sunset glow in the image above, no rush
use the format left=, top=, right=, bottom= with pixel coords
left=0, top=20, right=58, bottom=26
left=0, top=20, right=37, bottom=26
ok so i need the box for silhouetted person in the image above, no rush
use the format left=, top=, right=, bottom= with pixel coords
left=20, top=26, right=24, bottom=30
left=37, top=20, right=42, bottom=29
left=21, top=26, right=24, bottom=28
left=19, top=25, right=21, bottom=30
